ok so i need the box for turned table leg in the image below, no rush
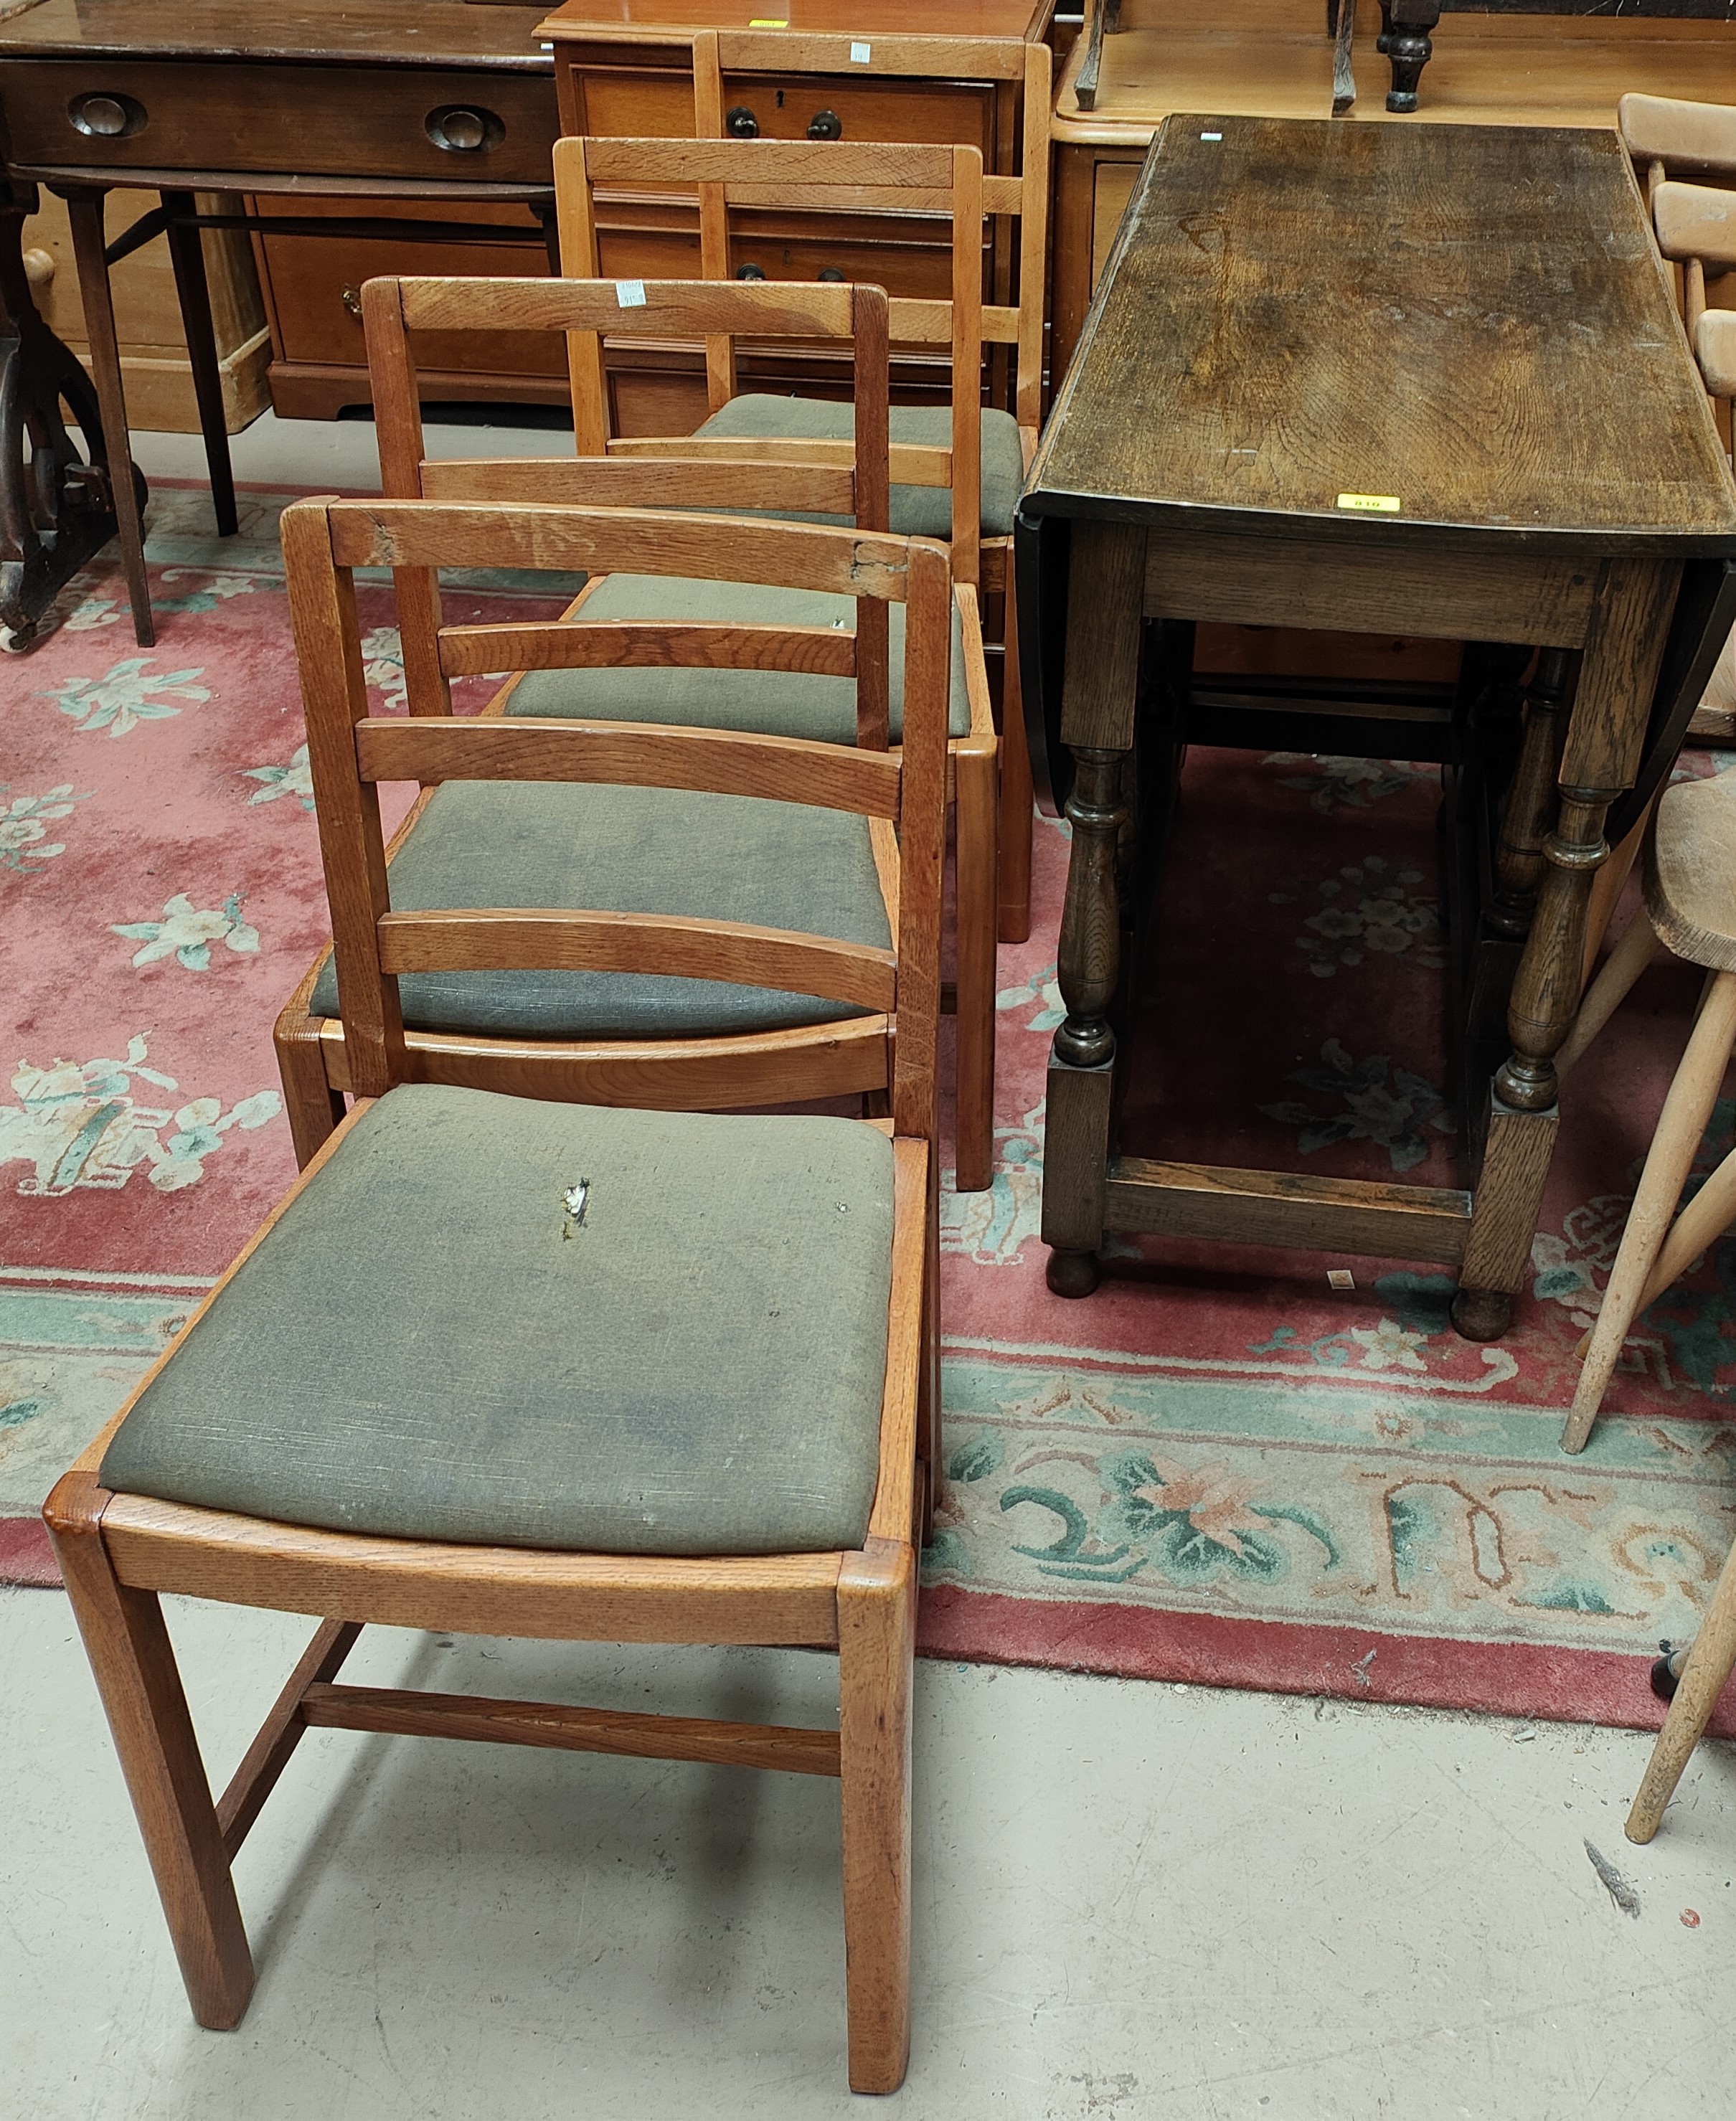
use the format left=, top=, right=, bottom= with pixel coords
left=1455, top=562, right=1682, bottom=1341
left=1042, top=519, right=1146, bottom=1297
left=1384, top=1, right=1440, bottom=114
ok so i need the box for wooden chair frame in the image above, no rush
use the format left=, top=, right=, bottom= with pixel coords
left=557, top=49, right=1050, bottom=947
left=275, top=276, right=989, bottom=1184
left=330, top=265, right=1001, bottom=1191
left=45, top=496, right=950, bottom=2096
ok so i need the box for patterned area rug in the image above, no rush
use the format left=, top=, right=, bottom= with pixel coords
left=4, top=482, right=1734, bottom=1737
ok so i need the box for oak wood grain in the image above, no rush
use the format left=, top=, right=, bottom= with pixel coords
left=435, top=617, right=859, bottom=678
left=300, top=1682, right=843, bottom=1776
left=1027, top=115, right=1736, bottom=551
left=1103, top=1158, right=1473, bottom=1262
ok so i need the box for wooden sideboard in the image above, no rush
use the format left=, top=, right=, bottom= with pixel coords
left=537, top=0, right=1052, bottom=434
left=1052, top=0, right=1736, bottom=389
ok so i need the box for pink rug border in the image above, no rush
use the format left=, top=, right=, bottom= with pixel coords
left=0, top=1518, right=60, bottom=1590
left=917, top=1583, right=1736, bottom=1738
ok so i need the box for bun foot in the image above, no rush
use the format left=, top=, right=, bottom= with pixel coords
left=1046, top=1247, right=1101, bottom=1298
left=1451, top=1286, right=1512, bottom=1342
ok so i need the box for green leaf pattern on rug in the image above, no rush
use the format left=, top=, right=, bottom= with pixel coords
left=925, top=1356, right=1736, bottom=1648
left=1, top=1035, right=280, bottom=1196
left=0, top=783, right=92, bottom=877
left=113, top=891, right=260, bottom=971
left=1272, top=854, right=1445, bottom=978
left=37, top=656, right=211, bottom=737
left=243, top=742, right=315, bottom=812
left=1260, top=1039, right=1452, bottom=1173
left=1265, top=754, right=1433, bottom=815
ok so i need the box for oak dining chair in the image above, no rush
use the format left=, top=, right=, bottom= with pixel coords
left=273, top=276, right=994, bottom=1194
left=46, top=493, right=950, bottom=2095
left=327, top=266, right=1000, bottom=1192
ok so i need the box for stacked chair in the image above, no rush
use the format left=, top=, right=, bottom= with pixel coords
left=47, top=489, right=951, bottom=2095
left=274, top=273, right=998, bottom=1188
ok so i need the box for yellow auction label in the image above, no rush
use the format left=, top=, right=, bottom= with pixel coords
left=1336, top=493, right=1402, bottom=513
left=748, top=16, right=789, bottom=24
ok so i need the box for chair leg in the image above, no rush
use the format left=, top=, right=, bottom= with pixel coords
left=996, top=584, right=1034, bottom=945
left=1641, top=1139, right=1736, bottom=1313
left=274, top=1011, right=346, bottom=1171
left=1626, top=1526, right=1736, bottom=1843
left=1556, top=903, right=1659, bottom=1084
left=1562, top=970, right=1736, bottom=1453
left=953, top=743, right=998, bottom=1194
left=837, top=1539, right=915, bottom=2096
left=44, top=1471, right=254, bottom=2028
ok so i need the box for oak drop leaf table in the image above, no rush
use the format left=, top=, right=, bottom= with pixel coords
left=1016, top=114, right=1736, bottom=1336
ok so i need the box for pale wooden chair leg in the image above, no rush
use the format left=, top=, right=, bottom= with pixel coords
left=1563, top=970, right=1736, bottom=1452
left=1641, top=1140, right=1736, bottom=1310
left=274, top=1013, right=346, bottom=1171
left=996, top=583, right=1034, bottom=945
left=953, top=744, right=999, bottom=1194
left=1557, top=902, right=1660, bottom=1083
left=1627, top=1525, right=1736, bottom=1843
left=837, top=1539, right=915, bottom=2096
left=44, top=1472, right=255, bottom=2028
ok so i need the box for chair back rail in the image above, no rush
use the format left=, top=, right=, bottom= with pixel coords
left=552, top=124, right=991, bottom=585
left=280, top=498, right=948, bottom=1142
left=361, top=273, right=891, bottom=740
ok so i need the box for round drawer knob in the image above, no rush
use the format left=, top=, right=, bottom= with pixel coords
left=806, top=109, right=843, bottom=141
left=23, top=247, right=55, bottom=292
left=68, top=91, right=144, bottom=140
left=425, top=105, right=502, bottom=153
left=817, top=267, right=845, bottom=283
left=341, top=284, right=364, bottom=321
left=726, top=105, right=760, bottom=138
left=735, top=263, right=768, bottom=280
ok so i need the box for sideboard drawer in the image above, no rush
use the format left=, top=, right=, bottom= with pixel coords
left=3, top=60, right=558, bottom=185
left=575, top=65, right=994, bottom=153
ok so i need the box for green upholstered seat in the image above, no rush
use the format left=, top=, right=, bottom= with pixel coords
left=508, top=572, right=971, bottom=742
left=308, top=781, right=890, bottom=1039
left=693, top=394, right=1026, bottom=539
left=99, top=1086, right=893, bottom=1556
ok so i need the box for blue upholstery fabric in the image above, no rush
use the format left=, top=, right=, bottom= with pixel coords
left=99, top=1087, right=894, bottom=1556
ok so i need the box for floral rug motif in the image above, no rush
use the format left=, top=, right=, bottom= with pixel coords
left=4, top=481, right=1736, bottom=1737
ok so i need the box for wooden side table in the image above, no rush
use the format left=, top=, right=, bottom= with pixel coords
left=1019, top=115, right=1736, bottom=1336
left=0, top=0, right=562, bottom=644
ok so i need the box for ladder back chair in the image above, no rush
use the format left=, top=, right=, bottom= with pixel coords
left=275, top=278, right=991, bottom=1191
left=558, top=43, right=1051, bottom=946
left=341, top=267, right=999, bottom=1194
left=45, top=494, right=950, bottom=2096
left=1556, top=770, right=1736, bottom=1453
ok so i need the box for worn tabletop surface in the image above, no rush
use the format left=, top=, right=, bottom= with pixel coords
left=0, top=0, right=555, bottom=70
left=1024, top=115, right=1736, bottom=554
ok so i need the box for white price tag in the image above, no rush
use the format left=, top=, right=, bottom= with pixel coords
left=1326, top=1270, right=1356, bottom=1291
left=1200, top=130, right=1222, bottom=141
left=851, top=40, right=872, bottom=62
left=615, top=280, right=647, bottom=308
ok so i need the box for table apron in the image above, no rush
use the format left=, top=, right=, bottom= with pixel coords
left=1141, top=526, right=1598, bottom=648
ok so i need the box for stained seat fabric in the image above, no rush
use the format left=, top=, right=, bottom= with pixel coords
left=693, top=394, right=1027, bottom=540
left=99, top=1086, right=894, bottom=1556
left=308, top=781, right=891, bottom=1038
left=509, top=572, right=972, bottom=741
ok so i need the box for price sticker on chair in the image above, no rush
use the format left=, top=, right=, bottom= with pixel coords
left=1336, top=492, right=1402, bottom=513
left=748, top=17, right=788, bottom=24
left=615, top=280, right=647, bottom=308
left=851, top=40, right=872, bottom=62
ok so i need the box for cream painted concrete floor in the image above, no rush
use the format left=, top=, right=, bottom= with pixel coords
left=5, top=415, right=1729, bottom=2116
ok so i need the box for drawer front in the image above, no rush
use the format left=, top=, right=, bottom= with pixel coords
left=256, top=214, right=562, bottom=377
left=4, top=60, right=557, bottom=186
left=577, top=67, right=994, bottom=154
